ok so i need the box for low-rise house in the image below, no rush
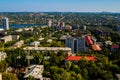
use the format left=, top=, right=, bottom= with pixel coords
left=0, top=35, right=12, bottom=43
left=44, top=56, right=51, bottom=61
left=0, top=35, right=20, bottom=43
left=29, top=41, right=40, bottom=47
left=24, top=65, right=50, bottom=80
left=0, top=52, right=7, bottom=61
left=13, top=40, right=24, bottom=48
left=38, top=37, right=44, bottom=41
left=24, top=27, right=33, bottom=31
left=46, top=39, right=52, bottom=43
left=15, top=27, right=33, bottom=32
left=6, top=67, right=15, bottom=73
left=105, top=40, right=113, bottom=46
left=15, top=28, right=23, bottom=32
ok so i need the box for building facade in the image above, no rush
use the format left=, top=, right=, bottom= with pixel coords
left=65, top=37, right=86, bottom=54
left=2, top=17, right=9, bottom=30
left=48, top=19, right=52, bottom=27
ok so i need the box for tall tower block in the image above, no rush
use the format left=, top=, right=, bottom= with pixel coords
left=2, top=17, right=9, bottom=30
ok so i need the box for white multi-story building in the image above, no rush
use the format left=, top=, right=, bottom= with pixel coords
left=23, top=47, right=72, bottom=55
left=65, top=37, right=86, bottom=54
left=2, top=17, right=9, bottom=30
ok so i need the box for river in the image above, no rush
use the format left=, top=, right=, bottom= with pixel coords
left=0, top=24, right=46, bottom=29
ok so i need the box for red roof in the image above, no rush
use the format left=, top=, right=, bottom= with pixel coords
left=92, top=44, right=101, bottom=51
left=85, top=36, right=93, bottom=45
left=66, top=56, right=96, bottom=61
left=66, top=56, right=82, bottom=61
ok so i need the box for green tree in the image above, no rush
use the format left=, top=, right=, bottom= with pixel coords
left=61, top=71, right=71, bottom=80
left=26, top=76, right=35, bottom=80
left=0, top=42, right=4, bottom=51
left=0, top=60, right=8, bottom=72
left=33, top=53, right=43, bottom=64
left=2, top=73, right=18, bottom=80
left=50, top=66, right=59, bottom=74
left=52, top=74, right=61, bottom=80
left=110, top=64, right=120, bottom=74
left=20, top=52, right=27, bottom=66
left=81, top=69, right=88, bottom=80
left=77, top=74, right=83, bottom=80
left=100, top=71, right=114, bottom=80
left=66, top=61, right=72, bottom=71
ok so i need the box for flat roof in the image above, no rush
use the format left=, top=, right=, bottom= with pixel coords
left=23, top=47, right=71, bottom=51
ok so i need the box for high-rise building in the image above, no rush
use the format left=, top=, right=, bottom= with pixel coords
left=47, top=19, right=52, bottom=27
left=77, top=37, right=86, bottom=52
left=2, top=17, right=9, bottom=30
left=65, top=37, right=86, bottom=54
left=66, top=37, right=74, bottom=53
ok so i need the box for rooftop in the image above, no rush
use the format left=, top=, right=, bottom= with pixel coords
left=91, top=44, right=101, bottom=51
left=85, top=36, right=93, bottom=45
left=66, top=56, right=96, bottom=61
left=23, top=47, right=71, bottom=51
left=105, top=41, right=113, bottom=45
left=111, top=45, right=119, bottom=49
left=24, top=65, right=44, bottom=79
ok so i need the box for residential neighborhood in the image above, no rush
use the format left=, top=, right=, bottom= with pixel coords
left=0, top=12, right=120, bottom=80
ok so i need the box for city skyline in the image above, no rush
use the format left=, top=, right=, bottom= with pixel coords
left=0, top=0, right=120, bottom=12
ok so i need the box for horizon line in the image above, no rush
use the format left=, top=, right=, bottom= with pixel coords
left=0, top=11, right=120, bottom=13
